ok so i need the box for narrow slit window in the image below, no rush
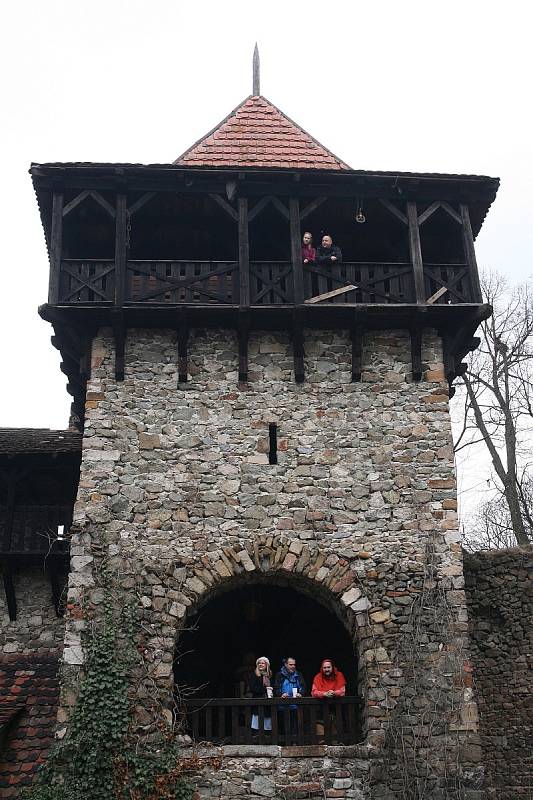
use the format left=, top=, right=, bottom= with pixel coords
left=268, top=423, right=278, bottom=465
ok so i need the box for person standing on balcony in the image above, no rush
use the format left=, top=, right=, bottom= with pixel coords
left=302, top=231, right=316, bottom=264
left=246, top=656, right=273, bottom=732
left=316, top=234, right=343, bottom=265
left=274, top=656, right=307, bottom=698
left=311, top=658, right=346, bottom=698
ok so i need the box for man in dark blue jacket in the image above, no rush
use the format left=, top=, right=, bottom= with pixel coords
left=274, top=656, right=307, bottom=698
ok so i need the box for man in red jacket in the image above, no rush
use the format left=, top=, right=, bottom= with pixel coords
left=311, top=658, right=346, bottom=698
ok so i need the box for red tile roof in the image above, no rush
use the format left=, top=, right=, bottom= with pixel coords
left=174, top=95, right=351, bottom=171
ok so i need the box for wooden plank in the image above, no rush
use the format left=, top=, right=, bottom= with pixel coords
left=238, top=198, right=250, bottom=307
left=49, top=191, right=63, bottom=304
left=271, top=702, right=279, bottom=744
left=460, top=204, right=482, bottom=302
left=407, top=202, right=426, bottom=304
left=304, top=284, right=357, bottom=304
left=114, top=194, right=127, bottom=306
left=248, top=196, right=272, bottom=222
left=290, top=198, right=304, bottom=305
left=2, top=478, right=16, bottom=551
left=426, top=286, right=448, bottom=305
left=410, top=328, right=422, bottom=381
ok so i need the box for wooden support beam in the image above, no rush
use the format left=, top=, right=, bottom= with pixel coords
left=209, top=193, right=239, bottom=221
left=114, top=193, right=128, bottom=306
left=289, top=198, right=304, bottom=305
left=410, top=328, right=422, bottom=382
left=299, top=197, right=326, bottom=221
left=79, top=336, right=92, bottom=380
left=238, top=198, right=250, bottom=308
left=238, top=310, right=250, bottom=383
left=379, top=199, right=408, bottom=226
left=49, top=191, right=63, bottom=304
left=460, top=204, right=483, bottom=303
left=3, top=568, right=17, bottom=621
left=442, top=335, right=456, bottom=384
left=177, top=317, right=188, bottom=383
left=292, top=312, right=305, bottom=383
left=351, top=324, right=363, bottom=382
left=407, top=202, right=426, bottom=305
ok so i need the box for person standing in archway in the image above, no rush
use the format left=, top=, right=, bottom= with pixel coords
left=274, top=656, right=307, bottom=698
left=311, top=658, right=346, bottom=698
left=246, top=657, right=273, bottom=733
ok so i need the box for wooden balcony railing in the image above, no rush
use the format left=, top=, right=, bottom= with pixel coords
left=55, top=259, right=477, bottom=307
left=183, top=697, right=362, bottom=746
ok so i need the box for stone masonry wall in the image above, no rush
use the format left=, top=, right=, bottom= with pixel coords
left=464, top=547, right=533, bottom=800
left=0, top=569, right=64, bottom=797
left=61, top=327, right=484, bottom=799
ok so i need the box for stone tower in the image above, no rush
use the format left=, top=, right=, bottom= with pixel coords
left=27, top=68, right=500, bottom=799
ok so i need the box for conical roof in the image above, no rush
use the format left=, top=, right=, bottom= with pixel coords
left=174, top=95, right=350, bottom=171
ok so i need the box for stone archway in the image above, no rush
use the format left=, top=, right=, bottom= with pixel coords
left=174, top=574, right=358, bottom=700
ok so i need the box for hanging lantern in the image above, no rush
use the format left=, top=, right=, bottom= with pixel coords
left=355, top=199, right=366, bottom=224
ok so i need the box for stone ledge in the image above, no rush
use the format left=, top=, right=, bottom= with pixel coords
left=181, top=743, right=369, bottom=759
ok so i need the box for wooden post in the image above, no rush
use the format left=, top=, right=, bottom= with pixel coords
left=238, top=198, right=250, bottom=308
left=290, top=198, right=303, bottom=304
left=460, top=204, right=483, bottom=302
left=3, top=568, right=17, bottom=621
left=407, top=202, right=426, bottom=304
left=49, top=191, right=63, bottom=304
left=114, top=193, right=128, bottom=306
left=292, top=311, right=305, bottom=383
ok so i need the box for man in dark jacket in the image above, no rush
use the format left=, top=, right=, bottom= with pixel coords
left=316, top=234, right=343, bottom=265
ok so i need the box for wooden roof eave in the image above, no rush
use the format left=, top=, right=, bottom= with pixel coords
left=30, top=163, right=499, bottom=239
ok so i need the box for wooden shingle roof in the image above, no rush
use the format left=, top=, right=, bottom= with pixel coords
left=0, top=429, right=82, bottom=456
left=174, top=95, right=351, bottom=171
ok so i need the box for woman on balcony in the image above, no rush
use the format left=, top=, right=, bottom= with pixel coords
left=246, top=656, right=273, bottom=732
left=302, top=231, right=316, bottom=264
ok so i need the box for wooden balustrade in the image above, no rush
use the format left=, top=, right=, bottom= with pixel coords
left=56, top=259, right=475, bottom=306
left=183, top=697, right=362, bottom=746
left=1, top=505, right=71, bottom=556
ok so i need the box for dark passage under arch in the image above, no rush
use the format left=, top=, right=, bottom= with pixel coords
left=174, top=582, right=357, bottom=699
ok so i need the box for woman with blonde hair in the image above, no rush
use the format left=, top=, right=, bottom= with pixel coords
left=246, top=656, right=273, bottom=732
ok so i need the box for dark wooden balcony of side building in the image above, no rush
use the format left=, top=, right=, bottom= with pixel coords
left=0, top=430, right=81, bottom=620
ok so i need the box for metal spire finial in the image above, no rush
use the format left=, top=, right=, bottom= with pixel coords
left=253, top=43, right=260, bottom=96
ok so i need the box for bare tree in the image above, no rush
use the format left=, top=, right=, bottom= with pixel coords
left=454, top=272, right=533, bottom=547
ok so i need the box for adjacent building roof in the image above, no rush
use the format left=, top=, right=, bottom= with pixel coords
left=0, top=429, right=82, bottom=456
left=174, top=95, right=351, bottom=171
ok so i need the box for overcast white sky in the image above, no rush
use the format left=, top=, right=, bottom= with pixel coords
left=0, top=0, right=531, bottom=516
